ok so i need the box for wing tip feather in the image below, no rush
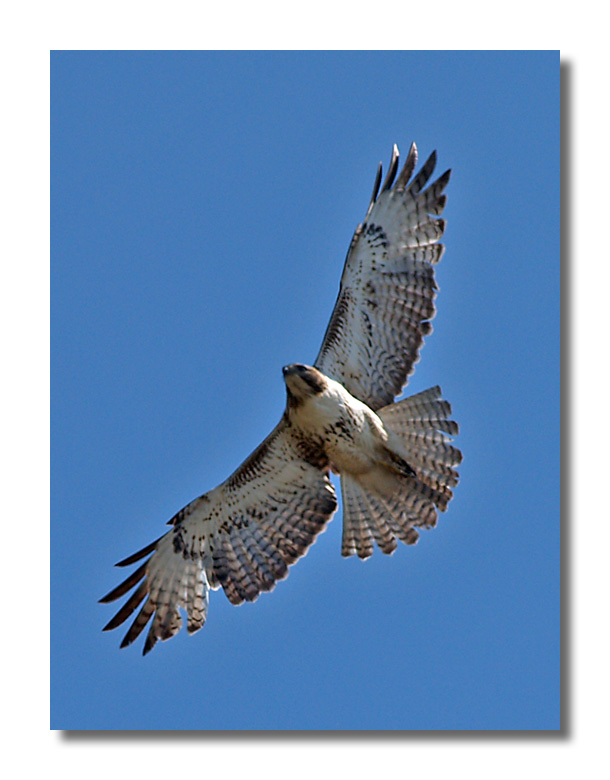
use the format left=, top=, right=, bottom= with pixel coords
left=114, top=535, right=164, bottom=567
left=395, top=141, right=418, bottom=189
left=99, top=561, right=148, bottom=604
left=365, top=162, right=383, bottom=219
left=379, top=143, right=400, bottom=195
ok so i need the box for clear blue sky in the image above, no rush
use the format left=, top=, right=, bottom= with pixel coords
left=51, top=51, right=559, bottom=730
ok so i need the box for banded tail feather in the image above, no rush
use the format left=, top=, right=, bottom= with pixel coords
left=340, top=386, right=462, bottom=559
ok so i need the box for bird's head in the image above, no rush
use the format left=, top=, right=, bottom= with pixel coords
left=282, top=363, right=327, bottom=406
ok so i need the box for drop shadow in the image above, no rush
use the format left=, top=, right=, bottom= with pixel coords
left=558, top=57, right=572, bottom=738
left=60, top=728, right=561, bottom=741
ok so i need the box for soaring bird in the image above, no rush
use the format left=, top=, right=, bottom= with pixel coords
left=100, top=142, right=462, bottom=654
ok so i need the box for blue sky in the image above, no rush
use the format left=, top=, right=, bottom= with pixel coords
left=51, top=51, right=559, bottom=730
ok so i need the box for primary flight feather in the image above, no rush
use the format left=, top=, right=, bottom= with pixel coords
left=100, top=142, right=462, bottom=654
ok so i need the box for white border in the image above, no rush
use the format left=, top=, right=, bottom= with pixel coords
left=3, top=0, right=606, bottom=775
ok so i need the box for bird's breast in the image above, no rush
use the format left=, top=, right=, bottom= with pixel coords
left=291, top=387, right=382, bottom=476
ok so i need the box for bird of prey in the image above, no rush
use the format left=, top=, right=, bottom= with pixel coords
left=100, top=142, right=462, bottom=654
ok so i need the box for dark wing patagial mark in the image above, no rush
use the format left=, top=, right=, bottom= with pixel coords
left=224, top=421, right=285, bottom=491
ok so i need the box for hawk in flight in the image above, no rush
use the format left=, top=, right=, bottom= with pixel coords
left=100, top=142, right=462, bottom=654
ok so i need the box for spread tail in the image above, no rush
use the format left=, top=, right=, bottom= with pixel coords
left=340, top=386, right=462, bottom=558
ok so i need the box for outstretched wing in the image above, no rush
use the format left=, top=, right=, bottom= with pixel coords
left=100, top=418, right=337, bottom=654
left=315, top=143, right=450, bottom=411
